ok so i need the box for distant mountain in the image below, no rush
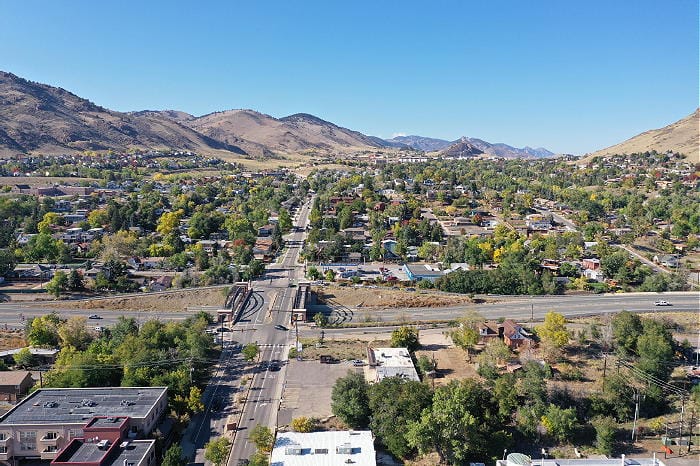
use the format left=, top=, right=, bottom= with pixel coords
left=385, top=135, right=452, bottom=152
left=439, top=138, right=484, bottom=158
left=586, top=109, right=699, bottom=161
left=387, top=134, right=554, bottom=159
left=182, top=110, right=390, bottom=157
left=460, top=137, right=554, bottom=159
left=0, top=72, right=246, bottom=157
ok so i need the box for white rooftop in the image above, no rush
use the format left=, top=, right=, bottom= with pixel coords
left=270, top=430, right=376, bottom=466
left=369, top=347, right=420, bottom=382
left=497, top=456, right=667, bottom=466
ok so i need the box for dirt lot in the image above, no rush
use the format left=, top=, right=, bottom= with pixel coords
left=43, top=287, right=229, bottom=312
left=0, top=176, right=99, bottom=187
left=318, top=285, right=473, bottom=309
left=0, top=330, right=25, bottom=351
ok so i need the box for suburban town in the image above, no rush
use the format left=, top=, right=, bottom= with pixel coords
left=0, top=2, right=698, bottom=466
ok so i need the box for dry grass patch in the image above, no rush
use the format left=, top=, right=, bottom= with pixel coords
left=318, top=286, right=473, bottom=309
left=299, top=338, right=390, bottom=361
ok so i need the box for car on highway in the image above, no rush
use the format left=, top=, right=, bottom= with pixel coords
left=269, top=360, right=282, bottom=371
left=237, top=459, right=250, bottom=466
left=88, top=314, right=102, bottom=319
left=274, top=324, right=288, bottom=331
left=654, top=300, right=671, bottom=306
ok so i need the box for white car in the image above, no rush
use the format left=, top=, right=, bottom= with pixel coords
left=654, top=300, right=671, bottom=306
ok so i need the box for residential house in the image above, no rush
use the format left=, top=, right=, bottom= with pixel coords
left=149, top=276, right=172, bottom=292
left=0, top=372, right=33, bottom=402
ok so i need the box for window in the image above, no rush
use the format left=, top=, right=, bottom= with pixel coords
left=0, top=446, right=6, bottom=454
left=0, top=433, right=6, bottom=441
left=19, top=431, right=36, bottom=451
left=44, top=445, right=58, bottom=452
left=43, top=432, right=58, bottom=440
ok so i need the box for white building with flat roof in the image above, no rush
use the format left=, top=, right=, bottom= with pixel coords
left=270, top=430, right=376, bottom=466
left=366, top=347, right=420, bottom=383
left=496, top=454, right=667, bottom=466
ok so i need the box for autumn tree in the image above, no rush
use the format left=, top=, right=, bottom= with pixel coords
left=249, top=425, right=274, bottom=453
left=204, top=437, right=231, bottom=466
left=58, top=316, right=94, bottom=350
left=390, top=326, right=420, bottom=352
left=537, top=311, right=570, bottom=359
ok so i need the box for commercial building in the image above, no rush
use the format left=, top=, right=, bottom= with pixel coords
left=0, top=387, right=167, bottom=463
left=51, top=416, right=155, bottom=466
left=270, top=430, right=376, bottom=466
left=496, top=453, right=667, bottom=466
left=366, top=347, right=420, bottom=383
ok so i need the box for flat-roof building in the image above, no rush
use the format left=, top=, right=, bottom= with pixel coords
left=366, top=347, right=420, bottom=383
left=270, top=430, right=376, bottom=466
left=497, top=455, right=667, bottom=466
left=0, top=387, right=167, bottom=462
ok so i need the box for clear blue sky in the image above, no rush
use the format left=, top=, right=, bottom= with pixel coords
left=1, top=0, right=698, bottom=154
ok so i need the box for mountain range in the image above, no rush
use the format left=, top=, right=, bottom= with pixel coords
left=2, top=70, right=695, bottom=161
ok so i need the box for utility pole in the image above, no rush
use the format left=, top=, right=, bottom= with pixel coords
left=678, top=396, right=685, bottom=453
left=631, top=388, right=640, bottom=442
left=602, top=353, right=607, bottom=383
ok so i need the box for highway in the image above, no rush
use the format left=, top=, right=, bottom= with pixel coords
left=321, top=291, right=700, bottom=325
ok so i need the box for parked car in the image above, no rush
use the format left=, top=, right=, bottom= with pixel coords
left=654, top=300, right=671, bottom=306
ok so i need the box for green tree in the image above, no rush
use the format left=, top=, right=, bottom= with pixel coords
left=476, top=339, right=511, bottom=378
left=67, top=269, right=84, bottom=291
left=0, top=249, right=16, bottom=277
left=493, top=373, right=519, bottom=422
left=46, top=271, right=69, bottom=298
left=541, top=404, right=577, bottom=443
left=611, top=311, right=643, bottom=355
left=390, top=326, right=420, bottom=352
left=368, top=377, right=433, bottom=458
left=637, top=319, right=674, bottom=381
left=249, top=452, right=270, bottom=466
left=307, top=266, right=321, bottom=280
left=313, top=312, right=328, bottom=328
left=242, top=343, right=259, bottom=362
left=249, top=425, right=274, bottom=453
left=204, top=437, right=231, bottom=466
left=161, top=443, right=186, bottom=466
left=331, top=370, right=370, bottom=428
left=593, top=416, right=617, bottom=456
left=278, top=209, right=292, bottom=232
left=13, top=347, right=36, bottom=368
left=406, top=379, right=508, bottom=463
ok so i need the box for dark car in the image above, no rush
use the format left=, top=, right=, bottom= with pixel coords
left=274, top=324, right=288, bottom=331
left=88, top=314, right=102, bottom=319
left=237, top=460, right=250, bottom=466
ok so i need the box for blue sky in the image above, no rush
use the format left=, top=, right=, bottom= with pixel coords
left=1, top=0, right=698, bottom=154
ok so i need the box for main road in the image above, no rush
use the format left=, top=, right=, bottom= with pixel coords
left=224, top=198, right=311, bottom=464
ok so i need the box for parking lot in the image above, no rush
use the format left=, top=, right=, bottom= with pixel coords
left=277, top=358, right=362, bottom=427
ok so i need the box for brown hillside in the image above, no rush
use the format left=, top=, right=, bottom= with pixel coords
left=585, top=109, right=699, bottom=162
left=0, top=72, right=246, bottom=157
